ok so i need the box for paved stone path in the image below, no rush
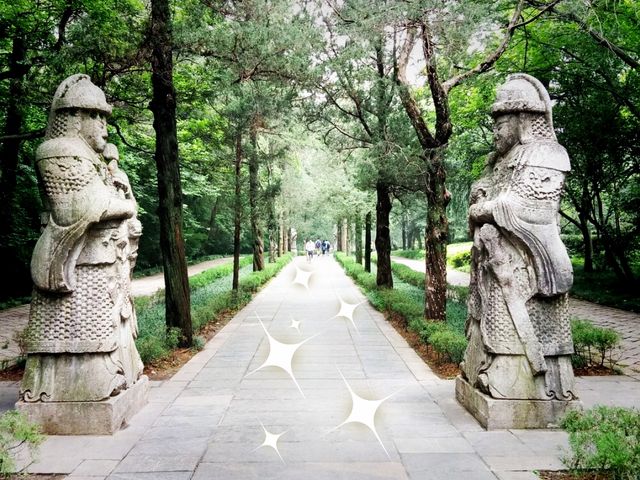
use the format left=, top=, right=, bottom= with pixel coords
left=0, top=257, right=232, bottom=369
left=0, top=256, right=639, bottom=478
left=392, top=256, right=640, bottom=379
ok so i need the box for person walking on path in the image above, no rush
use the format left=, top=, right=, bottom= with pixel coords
left=305, top=239, right=315, bottom=262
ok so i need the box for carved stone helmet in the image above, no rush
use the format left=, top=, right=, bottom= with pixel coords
left=492, top=73, right=555, bottom=140
left=51, top=74, right=112, bottom=115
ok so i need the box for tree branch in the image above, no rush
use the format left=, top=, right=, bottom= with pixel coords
left=0, top=128, right=45, bottom=143
left=111, top=122, right=154, bottom=155
left=421, top=22, right=451, bottom=144
left=395, top=26, right=437, bottom=148
left=443, top=0, right=525, bottom=94
left=551, top=7, right=640, bottom=70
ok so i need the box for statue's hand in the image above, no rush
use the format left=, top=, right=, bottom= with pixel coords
left=108, top=160, right=131, bottom=194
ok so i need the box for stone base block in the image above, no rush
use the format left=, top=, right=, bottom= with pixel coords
left=15, top=376, right=149, bottom=435
left=455, top=376, right=582, bottom=430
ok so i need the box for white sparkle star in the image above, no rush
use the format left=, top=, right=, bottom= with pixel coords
left=289, top=316, right=301, bottom=333
left=292, top=265, right=313, bottom=289
left=332, top=297, right=363, bottom=332
left=253, top=422, right=287, bottom=463
left=246, top=314, right=317, bottom=397
left=334, top=369, right=395, bottom=457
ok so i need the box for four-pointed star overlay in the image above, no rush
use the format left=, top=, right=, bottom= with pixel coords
left=248, top=258, right=403, bottom=462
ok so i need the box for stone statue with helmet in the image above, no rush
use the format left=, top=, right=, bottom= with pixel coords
left=16, top=74, right=148, bottom=434
left=456, top=73, right=582, bottom=429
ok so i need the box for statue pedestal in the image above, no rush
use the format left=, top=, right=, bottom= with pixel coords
left=455, top=376, right=582, bottom=430
left=15, top=376, right=149, bottom=435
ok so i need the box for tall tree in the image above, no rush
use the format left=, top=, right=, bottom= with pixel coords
left=394, top=0, right=524, bottom=320
left=308, top=2, right=419, bottom=288
left=510, top=0, right=640, bottom=282
left=150, top=0, right=192, bottom=346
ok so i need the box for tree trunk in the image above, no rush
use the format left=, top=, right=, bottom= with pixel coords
left=0, top=35, right=26, bottom=238
left=269, top=230, right=276, bottom=263
left=578, top=213, right=593, bottom=273
left=287, top=226, right=292, bottom=252
left=278, top=214, right=283, bottom=256
left=0, top=34, right=29, bottom=299
left=336, top=221, right=342, bottom=251
left=207, top=196, right=220, bottom=243
left=232, top=131, right=242, bottom=291
left=150, top=0, right=192, bottom=347
left=355, top=214, right=362, bottom=265
left=342, top=218, right=348, bottom=254
left=375, top=182, right=393, bottom=288
left=423, top=151, right=448, bottom=321
left=401, top=213, right=407, bottom=250
left=249, top=123, right=264, bottom=271
left=365, top=211, right=372, bottom=272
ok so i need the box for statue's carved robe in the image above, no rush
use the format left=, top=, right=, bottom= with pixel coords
left=22, top=137, right=142, bottom=402
left=463, top=140, right=576, bottom=401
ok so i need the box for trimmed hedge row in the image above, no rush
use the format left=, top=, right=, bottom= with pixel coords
left=188, top=256, right=252, bottom=290
left=571, top=318, right=621, bottom=369
left=335, top=252, right=468, bottom=364
left=136, top=254, right=293, bottom=363
left=391, top=249, right=424, bottom=259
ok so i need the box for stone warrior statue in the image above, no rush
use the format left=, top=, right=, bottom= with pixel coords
left=457, top=74, right=580, bottom=428
left=20, top=74, right=144, bottom=407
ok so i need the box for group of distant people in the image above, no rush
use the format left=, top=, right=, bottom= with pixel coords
left=304, top=238, right=331, bottom=261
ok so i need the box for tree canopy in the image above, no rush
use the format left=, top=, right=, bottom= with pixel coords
left=1, top=0, right=638, bottom=320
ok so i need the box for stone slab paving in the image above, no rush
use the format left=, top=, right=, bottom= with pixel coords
left=0, top=257, right=233, bottom=369
left=392, top=256, right=640, bottom=379
left=0, top=256, right=637, bottom=479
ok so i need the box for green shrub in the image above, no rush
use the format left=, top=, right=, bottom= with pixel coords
left=192, top=335, right=206, bottom=351
left=447, top=250, right=471, bottom=272
left=446, top=284, right=469, bottom=303
left=389, top=299, right=423, bottom=322
left=337, top=252, right=469, bottom=366
left=429, top=329, right=467, bottom=364
left=391, top=263, right=425, bottom=289
left=356, top=271, right=377, bottom=290
left=0, top=410, right=43, bottom=474
left=407, top=317, right=427, bottom=334
left=135, top=254, right=293, bottom=364
left=418, top=320, right=449, bottom=344
left=238, top=274, right=262, bottom=292
left=445, top=299, right=467, bottom=334
left=188, top=256, right=252, bottom=290
left=571, top=319, right=621, bottom=368
left=561, top=406, right=640, bottom=479
left=392, top=249, right=424, bottom=259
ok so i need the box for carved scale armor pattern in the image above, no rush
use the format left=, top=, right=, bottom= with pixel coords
left=48, top=115, right=68, bottom=139
left=528, top=294, right=572, bottom=354
left=40, top=159, right=93, bottom=197
left=530, top=116, right=553, bottom=139
left=27, top=265, right=118, bottom=353
left=512, top=168, right=565, bottom=201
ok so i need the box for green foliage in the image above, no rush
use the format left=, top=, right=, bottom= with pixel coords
left=191, top=335, right=205, bottom=352
left=447, top=250, right=471, bottom=272
left=429, top=329, right=468, bottom=364
left=391, top=263, right=425, bottom=289
left=392, top=249, right=425, bottom=260
left=571, top=319, right=621, bottom=369
left=135, top=255, right=292, bottom=363
left=0, top=410, right=43, bottom=474
left=561, top=406, right=640, bottom=479
left=189, top=256, right=251, bottom=290
left=571, top=259, right=640, bottom=313
left=238, top=254, right=292, bottom=293
left=336, top=252, right=468, bottom=364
